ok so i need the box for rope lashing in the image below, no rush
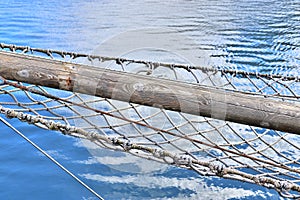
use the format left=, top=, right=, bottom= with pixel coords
left=1, top=43, right=300, bottom=198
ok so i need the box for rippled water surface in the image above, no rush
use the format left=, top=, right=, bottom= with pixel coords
left=0, top=0, right=299, bottom=199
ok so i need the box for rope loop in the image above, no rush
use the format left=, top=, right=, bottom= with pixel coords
left=0, top=43, right=300, bottom=198
left=123, top=140, right=132, bottom=151
left=152, top=149, right=165, bottom=159
left=209, top=163, right=227, bottom=176
left=174, top=155, right=193, bottom=167
left=111, top=137, right=119, bottom=145
left=116, top=58, right=125, bottom=65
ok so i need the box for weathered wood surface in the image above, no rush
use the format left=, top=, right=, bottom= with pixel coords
left=0, top=51, right=299, bottom=134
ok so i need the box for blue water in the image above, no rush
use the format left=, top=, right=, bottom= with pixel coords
left=0, top=0, right=300, bottom=199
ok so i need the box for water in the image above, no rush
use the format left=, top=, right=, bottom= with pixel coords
left=0, top=0, right=299, bottom=199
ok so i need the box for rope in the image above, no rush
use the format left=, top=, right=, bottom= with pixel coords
left=0, top=116, right=104, bottom=200
left=0, top=105, right=299, bottom=198
left=0, top=42, right=298, bottom=82
left=1, top=77, right=300, bottom=175
left=1, top=43, right=300, bottom=198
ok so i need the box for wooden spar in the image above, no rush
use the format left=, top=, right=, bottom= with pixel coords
left=0, top=51, right=299, bottom=134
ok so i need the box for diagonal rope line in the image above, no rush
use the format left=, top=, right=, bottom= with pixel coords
left=0, top=116, right=104, bottom=200
left=1, top=105, right=299, bottom=198
left=2, top=77, right=300, bottom=176
left=1, top=42, right=300, bottom=198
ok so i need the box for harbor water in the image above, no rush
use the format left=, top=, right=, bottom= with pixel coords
left=0, top=0, right=299, bottom=199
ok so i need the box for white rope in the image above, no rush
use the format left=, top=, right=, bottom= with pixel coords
left=0, top=116, right=104, bottom=200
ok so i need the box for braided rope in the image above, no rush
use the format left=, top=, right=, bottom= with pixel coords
left=0, top=43, right=299, bottom=83
left=1, top=43, right=300, bottom=198
left=1, top=104, right=299, bottom=198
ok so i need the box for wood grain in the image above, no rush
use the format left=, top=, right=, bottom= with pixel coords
left=0, top=51, right=299, bottom=134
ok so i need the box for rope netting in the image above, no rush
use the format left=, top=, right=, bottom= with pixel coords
left=0, top=43, right=300, bottom=198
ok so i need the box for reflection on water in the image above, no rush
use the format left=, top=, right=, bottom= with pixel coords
left=0, top=0, right=299, bottom=199
left=75, top=0, right=300, bottom=72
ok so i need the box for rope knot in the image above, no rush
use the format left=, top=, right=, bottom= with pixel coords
left=87, top=131, right=98, bottom=142
left=26, top=115, right=32, bottom=122
left=5, top=109, right=16, bottom=118
left=16, top=112, right=24, bottom=121
left=280, top=181, right=292, bottom=191
left=186, top=65, right=191, bottom=72
left=174, top=155, right=193, bottom=167
left=153, top=149, right=165, bottom=158
left=47, top=120, right=57, bottom=130
left=123, top=140, right=132, bottom=151
left=111, top=137, right=119, bottom=145
left=61, top=125, right=72, bottom=134
left=153, top=62, right=160, bottom=69
left=116, top=58, right=124, bottom=65
left=209, top=163, right=226, bottom=176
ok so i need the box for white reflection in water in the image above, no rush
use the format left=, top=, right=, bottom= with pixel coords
left=80, top=173, right=269, bottom=200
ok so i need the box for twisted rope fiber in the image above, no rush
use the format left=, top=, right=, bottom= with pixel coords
left=1, top=43, right=300, bottom=198
left=1, top=77, right=300, bottom=198
left=0, top=116, right=104, bottom=200
left=2, top=77, right=299, bottom=174
left=0, top=105, right=299, bottom=198
left=0, top=43, right=299, bottom=82
left=1, top=43, right=299, bottom=105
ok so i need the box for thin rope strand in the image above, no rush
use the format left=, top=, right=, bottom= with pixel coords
left=2, top=78, right=299, bottom=175
left=0, top=116, right=104, bottom=200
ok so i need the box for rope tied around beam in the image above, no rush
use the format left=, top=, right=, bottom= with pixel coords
left=0, top=42, right=298, bottom=82
left=1, top=43, right=300, bottom=198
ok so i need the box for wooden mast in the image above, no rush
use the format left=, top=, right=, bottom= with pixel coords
left=0, top=51, right=299, bottom=134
